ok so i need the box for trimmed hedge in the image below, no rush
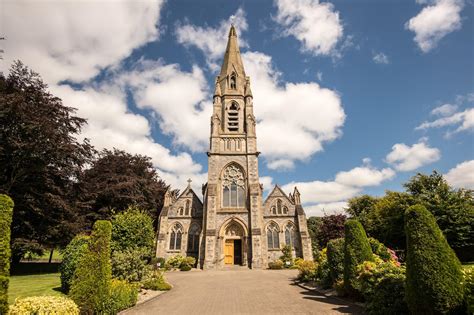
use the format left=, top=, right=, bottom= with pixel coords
left=8, top=296, right=79, bottom=314
left=70, top=220, right=112, bottom=313
left=327, top=238, right=344, bottom=285
left=142, top=271, right=172, bottom=291
left=103, top=279, right=138, bottom=314
left=405, top=204, right=464, bottom=314
left=343, top=219, right=373, bottom=295
left=59, top=235, right=89, bottom=293
left=112, top=247, right=150, bottom=282
left=0, top=194, right=14, bottom=314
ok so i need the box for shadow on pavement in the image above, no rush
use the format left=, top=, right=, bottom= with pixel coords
left=293, top=282, right=364, bottom=314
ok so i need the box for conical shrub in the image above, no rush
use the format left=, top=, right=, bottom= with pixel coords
left=405, top=204, right=464, bottom=314
left=343, top=219, right=373, bottom=295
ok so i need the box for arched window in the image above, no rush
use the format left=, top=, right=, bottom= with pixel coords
left=277, top=199, right=282, bottom=214
left=169, top=223, right=183, bottom=250
left=271, top=206, right=276, bottom=215
left=227, top=102, right=239, bottom=132
left=178, top=207, right=184, bottom=216
left=230, top=73, right=236, bottom=89
left=185, top=200, right=190, bottom=216
left=267, top=223, right=280, bottom=249
left=283, top=206, right=288, bottom=214
left=285, top=223, right=298, bottom=249
left=187, top=224, right=200, bottom=252
left=222, top=165, right=245, bottom=208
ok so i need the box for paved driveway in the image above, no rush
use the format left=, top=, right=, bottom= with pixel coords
left=123, top=268, right=362, bottom=315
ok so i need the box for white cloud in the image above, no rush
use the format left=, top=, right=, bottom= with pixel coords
left=175, top=8, right=248, bottom=70
left=444, top=160, right=474, bottom=189
left=386, top=141, right=441, bottom=171
left=372, top=52, right=390, bottom=64
left=416, top=108, right=474, bottom=136
left=2, top=0, right=164, bottom=83
left=2, top=0, right=209, bottom=192
left=335, top=166, right=395, bottom=187
left=431, top=103, right=458, bottom=116
left=405, top=0, right=464, bottom=52
left=173, top=11, right=346, bottom=169
left=243, top=51, right=345, bottom=169
left=273, top=0, right=344, bottom=56
left=282, top=161, right=394, bottom=215
left=305, top=201, right=348, bottom=217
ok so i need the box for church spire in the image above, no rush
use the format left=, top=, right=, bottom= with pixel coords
left=219, top=25, right=246, bottom=78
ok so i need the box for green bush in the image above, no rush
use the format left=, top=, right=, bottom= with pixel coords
left=0, top=194, right=13, bottom=314
left=142, top=271, right=172, bottom=291
left=368, top=237, right=392, bottom=261
left=179, top=256, right=196, bottom=271
left=111, top=207, right=154, bottom=253
left=112, top=247, right=151, bottom=282
left=59, top=235, right=89, bottom=293
left=327, top=238, right=344, bottom=285
left=316, top=251, right=332, bottom=288
left=297, top=260, right=317, bottom=282
left=180, top=264, right=192, bottom=271
left=8, top=296, right=79, bottom=315
left=150, top=257, right=166, bottom=269
left=280, top=245, right=293, bottom=268
left=356, top=257, right=408, bottom=314
left=70, top=220, right=112, bottom=314
left=165, top=255, right=185, bottom=270
left=405, top=204, right=464, bottom=314
left=102, top=279, right=138, bottom=314
left=268, top=260, right=284, bottom=269
left=343, top=219, right=373, bottom=295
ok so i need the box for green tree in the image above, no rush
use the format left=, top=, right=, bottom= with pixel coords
left=111, top=207, right=155, bottom=253
left=327, top=238, right=344, bottom=284
left=346, top=195, right=378, bottom=230
left=0, top=195, right=14, bottom=313
left=307, top=216, right=322, bottom=259
left=0, top=61, right=94, bottom=257
left=70, top=220, right=112, bottom=313
left=405, top=204, right=464, bottom=314
left=79, top=149, right=168, bottom=225
left=404, top=171, right=474, bottom=258
left=343, top=219, right=373, bottom=295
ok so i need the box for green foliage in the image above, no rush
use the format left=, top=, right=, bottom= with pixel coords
left=102, top=279, right=138, bottom=314
left=463, top=267, right=474, bottom=314
left=59, top=235, right=89, bottom=293
left=70, top=220, right=112, bottom=314
left=268, top=260, right=284, bottom=269
left=180, top=264, right=192, bottom=271
left=280, top=245, right=293, bottom=268
left=142, top=271, right=172, bottom=291
left=367, top=237, right=391, bottom=261
left=0, top=194, right=13, bottom=313
left=343, top=220, right=373, bottom=295
left=307, top=217, right=322, bottom=257
left=111, top=207, right=155, bottom=253
left=405, top=204, right=464, bottom=314
left=297, top=260, right=317, bottom=282
left=346, top=195, right=378, bottom=232
left=111, top=247, right=151, bottom=282
left=150, top=257, right=166, bottom=269
left=179, top=256, right=196, bottom=271
left=165, top=255, right=185, bottom=270
left=8, top=296, right=80, bottom=315
left=356, top=257, right=408, bottom=315
left=327, top=238, right=344, bottom=284
left=315, top=249, right=332, bottom=288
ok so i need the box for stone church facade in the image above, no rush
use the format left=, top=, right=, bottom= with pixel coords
left=156, top=26, right=313, bottom=269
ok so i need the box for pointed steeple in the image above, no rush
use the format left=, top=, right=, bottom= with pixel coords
left=219, top=25, right=246, bottom=78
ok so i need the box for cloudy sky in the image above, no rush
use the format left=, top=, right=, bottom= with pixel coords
left=2, top=0, right=473, bottom=216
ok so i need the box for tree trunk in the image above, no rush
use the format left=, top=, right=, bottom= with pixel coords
left=48, top=248, right=54, bottom=263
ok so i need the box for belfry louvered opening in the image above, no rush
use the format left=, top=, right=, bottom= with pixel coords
left=227, top=102, right=239, bottom=132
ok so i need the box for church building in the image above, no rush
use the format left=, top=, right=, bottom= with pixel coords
left=156, top=26, right=313, bottom=269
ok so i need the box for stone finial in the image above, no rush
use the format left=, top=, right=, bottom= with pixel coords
left=293, top=186, right=301, bottom=205
left=163, top=189, right=172, bottom=207
left=245, top=78, right=253, bottom=98
left=214, top=77, right=222, bottom=97
left=187, top=178, right=192, bottom=188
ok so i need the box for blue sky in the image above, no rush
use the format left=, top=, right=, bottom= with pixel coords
left=2, top=0, right=473, bottom=216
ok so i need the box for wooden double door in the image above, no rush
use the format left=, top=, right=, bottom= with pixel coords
left=224, top=239, right=242, bottom=265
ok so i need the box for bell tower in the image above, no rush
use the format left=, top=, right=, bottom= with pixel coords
left=202, top=25, right=265, bottom=269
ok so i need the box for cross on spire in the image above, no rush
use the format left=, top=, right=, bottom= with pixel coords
left=187, top=178, right=192, bottom=187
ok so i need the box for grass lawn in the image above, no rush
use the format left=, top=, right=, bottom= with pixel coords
left=8, top=273, right=64, bottom=305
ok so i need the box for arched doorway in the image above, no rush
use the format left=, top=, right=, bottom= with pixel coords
left=219, top=219, right=248, bottom=267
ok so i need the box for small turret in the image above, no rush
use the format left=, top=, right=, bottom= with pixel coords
left=214, top=77, right=222, bottom=97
